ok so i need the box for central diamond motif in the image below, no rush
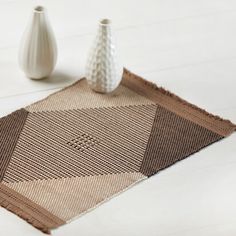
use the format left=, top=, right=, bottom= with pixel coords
left=67, top=133, right=99, bottom=152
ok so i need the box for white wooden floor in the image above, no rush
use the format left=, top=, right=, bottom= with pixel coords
left=0, top=0, right=236, bottom=235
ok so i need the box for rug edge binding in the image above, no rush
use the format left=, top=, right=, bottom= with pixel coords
left=122, top=68, right=236, bottom=137
left=0, top=183, right=65, bottom=234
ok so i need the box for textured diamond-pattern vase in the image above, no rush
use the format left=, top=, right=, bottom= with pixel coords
left=18, top=6, right=57, bottom=80
left=86, top=19, right=123, bottom=93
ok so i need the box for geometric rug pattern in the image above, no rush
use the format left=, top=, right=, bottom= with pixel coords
left=0, top=69, right=235, bottom=233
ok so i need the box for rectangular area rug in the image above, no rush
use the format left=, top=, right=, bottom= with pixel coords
left=0, top=69, right=235, bottom=234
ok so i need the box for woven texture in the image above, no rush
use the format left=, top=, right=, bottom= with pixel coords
left=0, top=69, right=235, bottom=233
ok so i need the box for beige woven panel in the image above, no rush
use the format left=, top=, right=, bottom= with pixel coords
left=26, top=80, right=155, bottom=113
left=5, top=172, right=146, bottom=221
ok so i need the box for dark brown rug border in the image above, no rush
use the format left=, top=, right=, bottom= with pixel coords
left=0, top=183, right=65, bottom=234
left=122, top=68, right=236, bottom=137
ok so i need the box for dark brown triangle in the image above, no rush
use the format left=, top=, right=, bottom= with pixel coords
left=140, top=106, right=223, bottom=177
left=0, top=109, right=28, bottom=181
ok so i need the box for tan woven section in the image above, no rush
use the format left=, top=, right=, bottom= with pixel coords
left=5, top=172, right=146, bottom=221
left=3, top=105, right=156, bottom=183
left=26, top=79, right=155, bottom=113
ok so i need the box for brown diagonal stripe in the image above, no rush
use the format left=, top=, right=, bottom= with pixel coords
left=3, top=105, right=156, bottom=183
left=140, top=106, right=223, bottom=177
left=0, top=109, right=28, bottom=181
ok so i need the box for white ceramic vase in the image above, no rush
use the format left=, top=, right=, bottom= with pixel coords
left=18, top=6, right=57, bottom=79
left=86, top=19, right=123, bottom=93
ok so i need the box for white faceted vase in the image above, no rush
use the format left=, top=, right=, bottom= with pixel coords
left=18, top=6, right=57, bottom=80
left=86, top=19, right=123, bottom=93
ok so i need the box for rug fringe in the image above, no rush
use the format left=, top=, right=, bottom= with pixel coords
left=123, top=68, right=236, bottom=131
left=0, top=198, right=51, bottom=234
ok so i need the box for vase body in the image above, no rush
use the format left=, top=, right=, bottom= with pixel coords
left=86, top=19, right=123, bottom=93
left=18, top=6, right=57, bottom=79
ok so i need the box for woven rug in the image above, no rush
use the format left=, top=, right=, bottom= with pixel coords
left=0, top=69, right=235, bottom=234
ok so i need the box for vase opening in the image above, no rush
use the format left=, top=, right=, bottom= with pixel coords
left=100, top=19, right=111, bottom=25
left=34, top=6, right=44, bottom=13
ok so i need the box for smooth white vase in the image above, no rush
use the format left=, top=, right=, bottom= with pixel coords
left=18, top=6, right=57, bottom=79
left=86, top=19, right=123, bottom=93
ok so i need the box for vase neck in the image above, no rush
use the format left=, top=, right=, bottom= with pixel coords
left=98, top=19, right=112, bottom=35
left=32, top=6, right=47, bottom=24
